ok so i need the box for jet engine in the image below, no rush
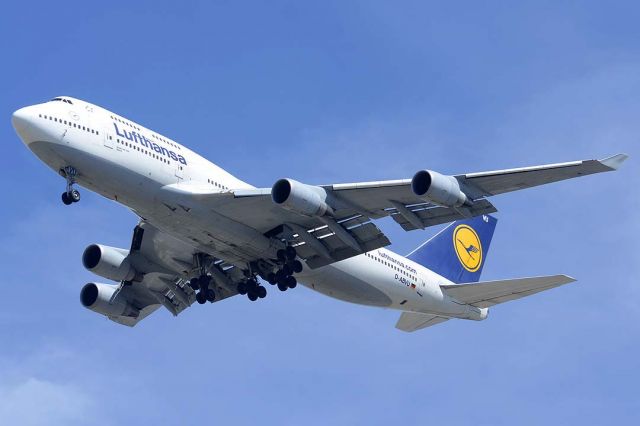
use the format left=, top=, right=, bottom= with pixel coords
left=271, top=178, right=333, bottom=216
left=82, top=244, right=136, bottom=282
left=80, top=282, right=139, bottom=318
left=411, top=170, right=468, bottom=207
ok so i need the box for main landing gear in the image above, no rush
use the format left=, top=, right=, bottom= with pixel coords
left=236, top=278, right=267, bottom=302
left=233, top=246, right=301, bottom=301
left=60, top=166, right=81, bottom=205
left=266, top=246, right=301, bottom=292
left=190, top=274, right=216, bottom=305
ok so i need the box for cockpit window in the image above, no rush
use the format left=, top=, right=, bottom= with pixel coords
left=49, top=97, right=74, bottom=105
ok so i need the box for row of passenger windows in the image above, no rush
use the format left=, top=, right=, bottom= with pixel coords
left=365, top=252, right=417, bottom=281
left=111, top=136, right=173, bottom=165
left=109, top=114, right=182, bottom=151
left=39, top=114, right=98, bottom=135
left=151, top=133, right=181, bottom=150
left=110, top=115, right=141, bottom=131
left=207, top=179, right=228, bottom=190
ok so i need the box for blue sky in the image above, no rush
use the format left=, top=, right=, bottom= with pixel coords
left=1, top=1, right=639, bottom=424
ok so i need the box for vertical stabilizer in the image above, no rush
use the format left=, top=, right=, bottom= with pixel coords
left=406, top=215, right=497, bottom=283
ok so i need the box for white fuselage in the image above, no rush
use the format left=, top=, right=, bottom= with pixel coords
left=12, top=97, right=485, bottom=321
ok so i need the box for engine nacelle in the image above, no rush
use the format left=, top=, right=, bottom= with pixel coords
left=271, top=178, right=333, bottom=216
left=80, top=282, right=139, bottom=318
left=82, top=244, right=136, bottom=282
left=411, top=170, right=468, bottom=207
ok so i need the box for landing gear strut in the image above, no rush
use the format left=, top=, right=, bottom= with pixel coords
left=60, top=166, right=80, bottom=205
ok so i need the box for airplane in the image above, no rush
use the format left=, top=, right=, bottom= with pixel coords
left=11, top=96, right=628, bottom=331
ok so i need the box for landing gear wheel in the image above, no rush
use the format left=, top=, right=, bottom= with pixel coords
left=285, top=246, right=297, bottom=261
left=277, top=282, right=288, bottom=292
left=206, top=289, right=216, bottom=303
left=285, top=275, right=297, bottom=289
left=277, top=249, right=287, bottom=263
left=189, top=278, right=200, bottom=290
left=61, top=192, right=72, bottom=205
left=248, top=292, right=258, bottom=301
left=196, top=291, right=207, bottom=304
left=291, top=260, right=303, bottom=274
left=267, top=273, right=277, bottom=285
left=237, top=281, right=248, bottom=295
left=257, top=286, right=267, bottom=299
left=70, top=189, right=81, bottom=203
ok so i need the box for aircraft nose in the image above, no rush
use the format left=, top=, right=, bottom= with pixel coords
left=12, top=106, right=41, bottom=145
left=11, top=107, right=31, bottom=132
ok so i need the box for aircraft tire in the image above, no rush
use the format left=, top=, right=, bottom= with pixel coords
left=286, top=276, right=297, bottom=289
left=257, top=286, right=267, bottom=298
left=291, top=260, right=303, bottom=274
left=70, top=189, right=81, bottom=203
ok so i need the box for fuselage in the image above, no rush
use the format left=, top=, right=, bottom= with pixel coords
left=12, top=96, right=486, bottom=321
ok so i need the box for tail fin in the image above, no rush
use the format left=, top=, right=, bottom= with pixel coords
left=407, top=214, right=497, bottom=283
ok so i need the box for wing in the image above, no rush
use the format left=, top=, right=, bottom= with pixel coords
left=101, top=222, right=245, bottom=327
left=163, top=154, right=625, bottom=269
left=440, top=275, right=576, bottom=308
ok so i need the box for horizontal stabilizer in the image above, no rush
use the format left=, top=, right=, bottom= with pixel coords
left=395, top=312, right=449, bottom=332
left=440, top=275, right=575, bottom=308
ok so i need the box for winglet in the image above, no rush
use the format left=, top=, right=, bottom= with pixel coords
left=599, top=153, right=629, bottom=171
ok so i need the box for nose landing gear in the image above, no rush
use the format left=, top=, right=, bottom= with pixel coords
left=60, top=166, right=80, bottom=205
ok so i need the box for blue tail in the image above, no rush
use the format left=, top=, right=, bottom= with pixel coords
left=407, top=215, right=497, bottom=283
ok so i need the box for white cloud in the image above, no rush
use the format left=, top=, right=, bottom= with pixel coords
left=0, top=378, right=95, bottom=426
